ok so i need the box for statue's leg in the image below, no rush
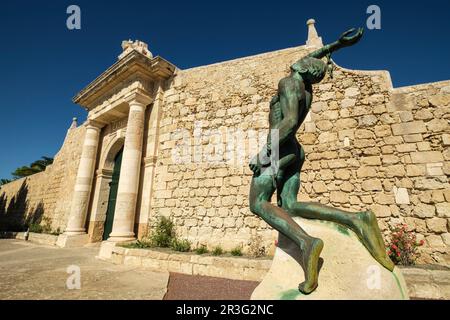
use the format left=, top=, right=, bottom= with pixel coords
left=279, top=168, right=394, bottom=271
left=249, top=173, right=323, bottom=294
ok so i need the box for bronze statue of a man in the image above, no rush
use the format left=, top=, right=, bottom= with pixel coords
left=249, top=28, right=394, bottom=294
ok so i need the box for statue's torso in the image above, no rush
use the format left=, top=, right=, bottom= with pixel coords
left=269, top=76, right=312, bottom=135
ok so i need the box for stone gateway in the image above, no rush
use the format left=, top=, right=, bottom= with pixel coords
left=0, top=21, right=449, bottom=267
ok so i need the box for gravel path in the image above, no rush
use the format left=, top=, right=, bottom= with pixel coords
left=0, top=239, right=169, bottom=300
left=164, top=272, right=260, bottom=300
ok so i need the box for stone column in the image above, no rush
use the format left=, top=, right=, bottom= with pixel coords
left=137, top=83, right=164, bottom=238
left=65, top=120, right=101, bottom=235
left=108, top=92, right=151, bottom=241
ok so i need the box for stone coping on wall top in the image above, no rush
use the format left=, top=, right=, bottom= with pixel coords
left=398, top=266, right=450, bottom=300
left=110, top=245, right=272, bottom=282
left=113, top=245, right=272, bottom=269
left=1, top=231, right=59, bottom=246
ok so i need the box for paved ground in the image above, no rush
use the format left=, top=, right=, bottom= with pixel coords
left=0, top=239, right=169, bottom=300
left=164, top=273, right=259, bottom=300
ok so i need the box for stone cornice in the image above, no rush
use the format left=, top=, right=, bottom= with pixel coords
left=73, top=51, right=176, bottom=110
left=85, top=119, right=104, bottom=129
left=124, top=90, right=153, bottom=106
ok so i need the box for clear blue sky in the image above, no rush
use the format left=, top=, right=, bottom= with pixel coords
left=0, top=0, right=449, bottom=180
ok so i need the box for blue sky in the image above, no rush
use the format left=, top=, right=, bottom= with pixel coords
left=0, top=0, right=449, bottom=179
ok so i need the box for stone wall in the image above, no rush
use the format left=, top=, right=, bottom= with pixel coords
left=110, top=246, right=271, bottom=282
left=1, top=42, right=448, bottom=266
left=0, top=125, right=85, bottom=232
left=152, top=44, right=450, bottom=265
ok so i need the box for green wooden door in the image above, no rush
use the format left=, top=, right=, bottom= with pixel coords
left=103, top=148, right=123, bottom=240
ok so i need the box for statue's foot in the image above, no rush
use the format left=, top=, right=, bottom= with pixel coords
left=298, top=237, right=323, bottom=294
left=354, top=211, right=395, bottom=271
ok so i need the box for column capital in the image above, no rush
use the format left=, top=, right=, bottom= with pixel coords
left=124, top=90, right=153, bottom=107
left=85, top=119, right=103, bottom=131
left=96, top=168, right=113, bottom=178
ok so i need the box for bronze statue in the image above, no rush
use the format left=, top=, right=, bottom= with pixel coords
left=249, top=28, right=394, bottom=294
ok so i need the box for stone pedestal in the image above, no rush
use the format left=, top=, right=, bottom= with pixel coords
left=251, top=217, right=409, bottom=300
left=97, top=241, right=118, bottom=260
left=56, top=233, right=90, bottom=248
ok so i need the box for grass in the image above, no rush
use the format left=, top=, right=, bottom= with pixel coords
left=231, top=247, right=243, bottom=256
left=120, top=239, right=152, bottom=249
left=212, top=246, right=224, bottom=256
left=171, top=239, right=191, bottom=252
left=195, top=245, right=208, bottom=254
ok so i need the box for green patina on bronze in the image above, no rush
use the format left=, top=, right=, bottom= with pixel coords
left=392, top=271, right=406, bottom=300
left=332, top=222, right=351, bottom=237
left=280, top=289, right=303, bottom=300
left=249, top=27, right=395, bottom=295
left=314, top=220, right=352, bottom=237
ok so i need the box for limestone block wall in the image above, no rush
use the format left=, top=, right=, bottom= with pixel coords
left=0, top=125, right=85, bottom=232
left=152, top=46, right=313, bottom=254
left=151, top=44, right=450, bottom=265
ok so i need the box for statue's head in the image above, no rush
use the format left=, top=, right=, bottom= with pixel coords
left=291, top=57, right=327, bottom=84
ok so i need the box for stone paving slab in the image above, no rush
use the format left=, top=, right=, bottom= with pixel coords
left=0, top=240, right=169, bottom=300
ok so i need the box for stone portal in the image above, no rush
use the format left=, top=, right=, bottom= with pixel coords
left=103, top=147, right=123, bottom=240
left=59, top=40, right=176, bottom=247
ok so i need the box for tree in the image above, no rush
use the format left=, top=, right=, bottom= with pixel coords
left=11, top=156, right=54, bottom=179
left=0, top=179, right=12, bottom=186
left=30, top=156, right=53, bottom=171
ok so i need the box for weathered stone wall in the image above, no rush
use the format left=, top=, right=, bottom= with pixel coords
left=1, top=42, right=448, bottom=266
left=152, top=44, right=450, bottom=265
left=0, top=125, right=85, bottom=232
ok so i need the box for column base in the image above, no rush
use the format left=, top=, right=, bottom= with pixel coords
left=107, top=236, right=136, bottom=242
left=64, top=228, right=86, bottom=236
left=56, top=233, right=89, bottom=248
left=108, top=231, right=136, bottom=242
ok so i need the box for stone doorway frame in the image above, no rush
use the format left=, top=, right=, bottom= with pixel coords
left=88, top=134, right=125, bottom=242
left=60, top=46, right=176, bottom=248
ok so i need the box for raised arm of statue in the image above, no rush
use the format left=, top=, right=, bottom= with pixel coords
left=307, top=27, right=364, bottom=59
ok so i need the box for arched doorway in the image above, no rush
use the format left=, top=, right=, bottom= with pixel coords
left=103, top=147, right=123, bottom=240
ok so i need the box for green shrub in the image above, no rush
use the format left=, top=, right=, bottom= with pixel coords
left=231, top=247, right=243, bottom=256
left=195, top=245, right=208, bottom=255
left=212, top=246, right=223, bottom=256
left=41, top=217, right=52, bottom=234
left=119, top=239, right=152, bottom=249
left=171, top=238, right=191, bottom=252
left=149, top=217, right=175, bottom=247
left=29, top=223, right=43, bottom=233
left=136, top=239, right=153, bottom=248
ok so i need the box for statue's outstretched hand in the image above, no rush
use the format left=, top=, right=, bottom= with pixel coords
left=338, top=27, right=364, bottom=47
